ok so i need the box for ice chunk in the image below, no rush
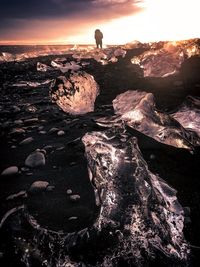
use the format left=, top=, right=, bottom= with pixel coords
left=131, top=39, right=200, bottom=77
left=50, top=71, right=99, bottom=115
left=82, top=129, right=189, bottom=264
left=172, top=96, right=200, bottom=137
left=112, top=90, right=200, bottom=149
left=51, top=60, right=81, bottom=73
left=37, top=62, right=52, bottom=72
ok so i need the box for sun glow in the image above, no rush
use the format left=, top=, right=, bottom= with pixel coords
left=98, top=0, right=200, bottom=44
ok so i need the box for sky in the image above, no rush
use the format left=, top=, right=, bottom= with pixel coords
left=0, top=0, right=199, bottom=45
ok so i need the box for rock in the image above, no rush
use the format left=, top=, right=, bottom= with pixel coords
left=150, top=154, right=156, bottom=160
left=57, top=130, right=65, bottom=136
left=66, top=189, right=73, bottom=195
left=10, top=128, right=25, bottom=136
left=38, top=126, right=44, bottom=130
left=14, top=119, right=23, bottom=125
left=25, top=151, right=46, bottom=168
left=24, top=118, right=39, bottom=124
left=69, top=194, right=80, bottom=202
left=29, top=181, right=49, bottom=194
left=46, top=185, right=55, bottom=192
left=1, top=166, right=19, bottom=176
left=68, top=216, right=78, bottom=221
left=39, top=130, right=47, bottom=134
left=49, top=127, right=59, bottom=134
left=50, top=71, right=99, bottom=115
left=13, top=106, right=21, bottom=113
left=19, top=137, right=34, bottom=145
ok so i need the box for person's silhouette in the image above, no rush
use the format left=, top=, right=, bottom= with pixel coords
left=94, top=29, right=103, bottom=49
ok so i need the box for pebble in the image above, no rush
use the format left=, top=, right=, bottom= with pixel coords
left=68, top=217, right=78, bottom=221
left=57, top=130, right=65, bottom=136
left=14, top=119, right=23, bottom=125
left=46, top=185, right=55, bottom=192
left=13, top=106, right=21, bottom=113
left=150, top=154, right=156, bottom=160
left=25, top=151, right=46, bottom=167
left=56, top=146, right=65, bottom=151
left=10, top=128, right=25, bottom=136
left=1, top=166, right=19, bottom=176
left=29, top=181, right=49, bottom=194
left=38, top=126, right=44, bottom=130
left=66, top=189, right=73, bottom=195
left=24, top=118, right=39, bottom=124
left=21, top=167, right=30, bottom=172
left=19, top=137, right=34, bottom=145
left=49, top=127, right=59, bottom=134
left=69, top=162, right=77, bottom=166
left=69, top=194, right=80, bottom=202
left=39, top=130, right=47, bottom=134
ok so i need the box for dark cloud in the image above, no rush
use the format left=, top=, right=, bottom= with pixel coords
left=0, top=0, right=143, bottom=42
left=0, top=0, right=141, bottom=20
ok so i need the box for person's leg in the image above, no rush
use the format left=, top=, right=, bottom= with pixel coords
left=100, top=40, right=102, bottom=49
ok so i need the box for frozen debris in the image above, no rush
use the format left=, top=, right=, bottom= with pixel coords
left=131, top=38, right=200, bottom=77
left=12, top=80, right=51, bottom=88
left=37, top=62, right=52, bottom=72
left=112, top=90, right=200, bottom=149
left=50, top=71, right=100, bottom=115
left=172, top=96, right=200, bottom=137
left=82, top=129, right=189, bottom=264
left=51, top=60, right=81, bottom=73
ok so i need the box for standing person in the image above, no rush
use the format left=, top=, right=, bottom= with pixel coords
left=94, top=29, right=103, bottom=49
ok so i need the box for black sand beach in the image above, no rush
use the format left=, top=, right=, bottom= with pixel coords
left=0, top=45, right=200, bottom=266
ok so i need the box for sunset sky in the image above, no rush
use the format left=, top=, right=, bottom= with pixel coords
left=0, top=0, right=199, bottom=45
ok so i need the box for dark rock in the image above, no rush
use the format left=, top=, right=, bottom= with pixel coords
left=25, top=151, right=46, bottom=168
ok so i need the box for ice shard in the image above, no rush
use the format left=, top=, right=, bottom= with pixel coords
left=172, top=96, right=200, bottom=138
left=111, top=90, right=200, bottom=149
left=81, top=129, right=189, bottom=265
left=50, top=71, right=100, bottom=115
left=131, top=39, right=200, bottom=77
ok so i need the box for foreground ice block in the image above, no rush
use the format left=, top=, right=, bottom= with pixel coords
left=50, top=71, right=100, bottom=115
left=81, top=129, right=189, bottom=265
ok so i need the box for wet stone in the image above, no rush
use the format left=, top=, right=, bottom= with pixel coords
left=49, top=127, right=59, bottom=134
left=25, top=151, right=46, bottom=168
left=69, top=194, right=81, bottom=202
left=68, top=217, right=78, bottom=221
left=29, top=181, right=49, bottom=194
left=39, top=130, right=47, bottom=134
left=19, top=137, right=34, bottom=145
left=1, top=166, right=19, bottom=176
left=10, top=128, right=25, bottom=136
left=66, top=189, right=73, bottom=195
left=14, top=119, right=23, bottom=125
left=57, top=130, right=65, bottom=136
